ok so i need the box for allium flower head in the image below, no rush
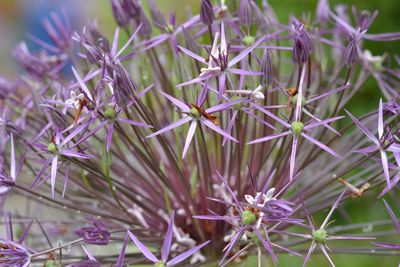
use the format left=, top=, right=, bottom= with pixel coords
left=1, top=1, right=400, bottom=266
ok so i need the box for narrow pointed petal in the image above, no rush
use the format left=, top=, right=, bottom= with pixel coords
left=182, top=121, right=197, bottom=159
left=205, top=97, right=244, bottom=114
left=345, top=110, right=379, bottom=145
left=378, top=174, right=400, bottom=198
left=216, top=171, right=243, bottom=211
left=10, top=133, right=16, bottom=179
left=161, top=212, right=174, bottom=262
left=115, top=24, right=142, bottom=58
left=301, top=241, right=316, bottom=267
left=166, top=240, right=210, bottom=266
left=289, top=136, right=299, bottom=181
left=304, top=116, right=345, bottom=130
left=222, top=110, right=238, bottom=146
left=176, top=74, right=212, bottom=88
left=50, top=156, right=58, bottom=199
left=111, top=27, right=120, bottom=56
left=247, top=131, right=291, bottom=145
left=251, top=103, right=291, bottom=127
left=254, top=227, right=278, bottom=265
left=106, top=123, right=114, bottom=152
left=352, top=145, right=378, bottom=154
left=301, top=133, right=341, bottom=158
left=383, top=199, right=400, bottom=233
left=127, top=230, right=158, bottom=263
left=295, top=67, right=306, bottom=121
left=321, top=190, right=345, bottom=229
left=118, top=118, right=152, bottom=128
left=116, top=233, right=130, bottom=267
left=380, top=149, right=391, bottom=186
left=81, top=245, right=96, bottom=261
left=378, top=98, right=384, bottom=138
left=256, top=169, right=277, bottom=206
left=147, top=117, right=192, bottom=138
left=201, top=119, right=238, bottom=142
left=228, top=68, right=264, bottom=76
left=160, top=91, right=190, bottom=112
left=229, top=36, right=265, bottom=67
left=218, top=72, right=227, bottom=101
left=193, top=215, right=241, bottom=221
left=178, top=45, right=207, bottom=64
left=306, top=84, right=350, bottom=103
left=320, top=244, right=335, bottom=267
left=71, top=67, right=93, bottom=101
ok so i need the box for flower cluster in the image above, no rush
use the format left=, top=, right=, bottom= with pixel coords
left=0, top=0, right=400, bottom=266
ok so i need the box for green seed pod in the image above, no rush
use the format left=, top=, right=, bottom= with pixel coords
left=291, top=121, right=304, bottom=135
left=189, top=107, right=201, bottom=118
left=47, top=143, right=57, bottom=153
left=312, top=228, right=327, bottom=244
left=291, top=94, right=307, bottom=106
left=241, top=210, right=256, bottom=225
left=243, top=35, right=255, bottom=46
left=104, top=107, right=117, bottom=120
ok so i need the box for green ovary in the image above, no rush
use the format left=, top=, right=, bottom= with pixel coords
left=104, top=107, right=116, bottom=120
left=291, top=121, right=304, bottom=135
left=47, top=143, right=57, bottom=153
left=241, top=210, right=256, bottom=225
left=243, top=35, right=256, bottom=46
left=312, top=228, right=327, bottom=244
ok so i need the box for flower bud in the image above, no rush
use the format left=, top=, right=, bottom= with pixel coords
left=200, top=0, right=215, bottom=26
left=76, top=219, right=110, bottom=245
left=239, top=0, right=253, bottom=25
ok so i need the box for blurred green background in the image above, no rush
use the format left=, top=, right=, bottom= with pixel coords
left=0, top=0, right=399, bottom=266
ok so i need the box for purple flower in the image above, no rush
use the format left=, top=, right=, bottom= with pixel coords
left=248, top=68, right=342, bottom=180
left=177, top=22, right=265, bottom=99
left=126, top=212, right=210, bottom=266
left=37, top=9, right=72, bottom=52
left=346, top=99, right=400, bottom=189
left=147, top=91, right=240, bottom=158
left=76, top=219, right=111, bottom=245
left=275, top=192, right=374, bottom=267
left=111, top=0, right=129, bottom=27
left=0, top=239, right=30, bottom=267
left=13, top=42, right=65, bottom=80
left=194, top=170, right=298, bottom=266
left=31, top=131, right=93, bottom=199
